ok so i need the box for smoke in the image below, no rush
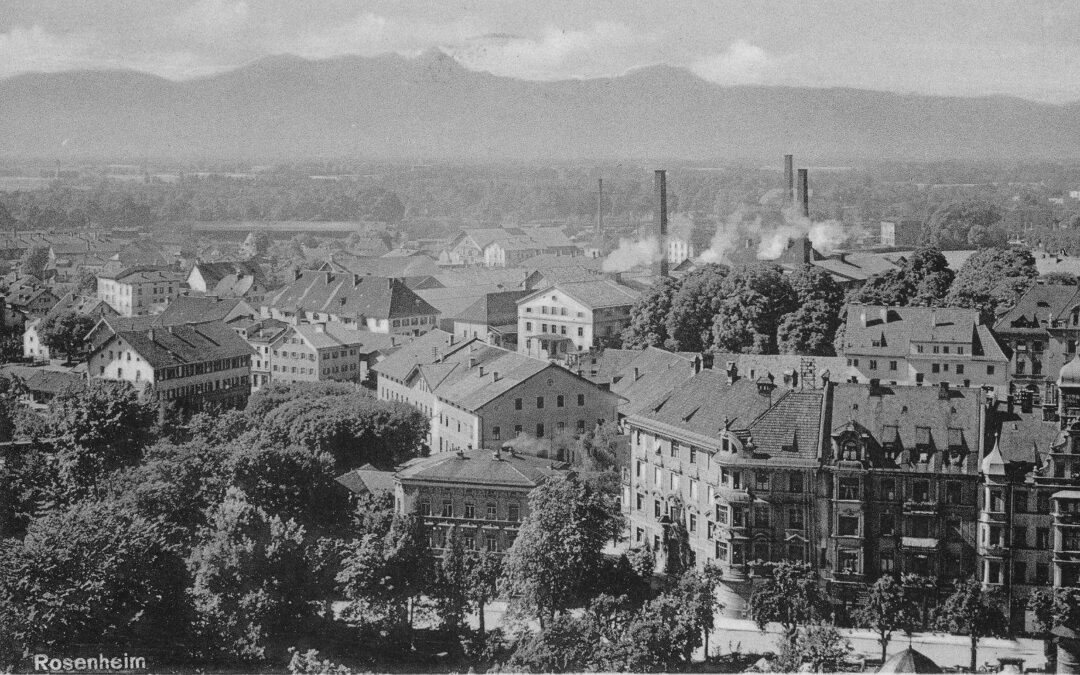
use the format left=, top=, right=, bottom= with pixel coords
left=602, top=235, right=661, bottom=273
left=698, top=209, right=758, bottom=264
left=697, top=207, right=850, bottom=264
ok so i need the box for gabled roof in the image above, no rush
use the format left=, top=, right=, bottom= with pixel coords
left=372, top=329, right=469, bottom=381
left=994, top=282, right=1080, bottom=331
left=264, top=271, right=439, bottom=320
left=519, top=254, right=606, bottom=271
left=450, top=290, right=531, bottom=324
left=157, top=296, right=256, bottom=325
left=323, top=251, right=440, bottom=278
left=191, top=260, right=266, bottom=286
left=518, top=279, right=640, bottom=310
left=336, top=466, right=396, bottom=495
left=608, top=347, right=699, bottom=417
left=99, top=321, right=255, bottom=369
left=43, top=293, right=117, bottom=321
left=396, top=448, right=566, bottom=488
left=285, top=322, right=400, bottom=353
left=432, top=268, right=532, bottom=289
left=840, top=304, right=1006, bottom=361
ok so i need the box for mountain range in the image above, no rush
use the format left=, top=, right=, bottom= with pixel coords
left=2, top=50, right=1079, bottom=162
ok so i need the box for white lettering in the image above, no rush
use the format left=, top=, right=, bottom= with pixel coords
left=131, top=657, right=147, bottom=669
left=48, top=659, right=61, bottom=671
left=111, top=657, right=122, bottom=669
left=74, top=658, right=86, bottom=669
left=62, top=658, right=73, bottom=670
left=33, top=654, right=47, bottom=671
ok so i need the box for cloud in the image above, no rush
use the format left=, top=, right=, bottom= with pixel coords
left=447, top=22, right=652, bottom=79
left=172, top=0, right=251, bottom=42
left=690, top=39, right=775, bottom=85
left=0, top=24, right=95, bottom=77
left=282, top=12, right=481, bottom=60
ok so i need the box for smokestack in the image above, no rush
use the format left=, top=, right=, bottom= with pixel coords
left=655, top=169, right=669, bottom=278
left=797, top=169, right=809, bottom=219
left=596, top=178, right=604, bottom=235
left=783, top=154, right=794, bottom=207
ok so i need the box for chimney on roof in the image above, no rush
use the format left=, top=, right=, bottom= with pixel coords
left=147, top=328, right=154, bottom=342
left=353, top=274, right=362, bottom=287
left=479, top=365, right=485, bottom=376
left=938, top=381, right=950, bottom=400
left=726, top=360, right=739, bottom=384
left=469, top=356, right=477, bottom=368
left=797, top=169, right=810, bottom=219
left=492, top=371, right=499, bottom=381
left=325, top=271, right=333, bottom=284
left=293, top=268, right=302, bottom=281
left=633, top=366, right=641, bottom=381
left=493, top=447, right=502, bottom=460
left=860, top=310, right=868, bottom=327
left=820, top=370, right=831, bottom=386
left=879, top=307, right=889, bottom=323
left=869, top=378, right=881, bottom=396
left=783, top=154, right=794, bottom=207
left=655, top=169, right=669, bottom=278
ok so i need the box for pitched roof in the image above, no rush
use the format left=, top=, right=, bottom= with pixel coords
left=191, top=260, right=266, bottom=286
left=432, top=268, right=532, bottom=289
left=288, top=322, right=399, bottom=353
left=839, top=304, right=1006, bottom=361
left=520, top=279, right=640, bottom=310
left=452, top=290, right=531, bottom=324
left=103, top=321, right=255, bottom=369
left=157, top=296, right=256, bottom=325
left=414, top=286, right=509, bottom=319
left=608, top=347, right=699, bottom=417
left=24, top=369, right=81, bottom=395
left=372, top=329, right=468, bottom=381
left=324, top=251, right=440, bottom=278
left=519, top=254, right=606, bottom=271
left=264, top=271, right=439, bottom=320
left=710, top=352, right=853, bottom=387
left=396, top=448, right=565, bottom=488
left=335, top=466, right=396, bottom=495
left=44, top=293, right=117, bottom=321
left=994, top=282, right=1080, bottom=331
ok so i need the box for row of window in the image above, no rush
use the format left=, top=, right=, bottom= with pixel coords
left=391, top=316, right=431, bottom=328
left=159, top=375, right=249, bottom=399
left=986, top=488, right=1053, bottom=513
left=419, top=498, right=521, bottom=522
left=524, top=321, right=585, bottom=337
left=428, top=526, right=510, bottom=552
left=492, top=420, right=590, bottom=440
left=514, top=394, right=586, bottom=409
left=984, top=524, right=1052, bottom=549
left=913, top=344, right=967, bottom=355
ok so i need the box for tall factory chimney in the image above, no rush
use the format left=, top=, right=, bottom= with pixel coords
left=783, top=154, right=794, bottom=207
left=655, top=169, right=669, bottom=278
left=797, top=168, right=810, bottom=219
left=596, top=178, right=604, bottom=235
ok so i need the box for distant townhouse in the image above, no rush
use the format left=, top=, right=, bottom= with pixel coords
left=880, top=220, right=922, bottom=248
left=837, top=304, right=1009, bottom=397
left=483, top=227, right=579, bottom=267
left=186, top=260, right=270, bottom=302
left=993, top=282, right=1080, bottom=408
left=391, top=448, right=567, bottom=553
left=6, top=276, right=59, bottom=317
left=374, top=330, right=621, bottom=461
left=87, top=321, right=254, bottom=413
left=262, top=320, right=397, bottom=386
left=451, top=290, right=530, bottom=349
left=517, top=279, right=640, bottom=361
left=625, top=367, right=827, bottom=616
left=155, top=295, right=258, bottom=328
left=262, top=271, right=439, bottom=335
left=96, top=266, right=186, bottom=316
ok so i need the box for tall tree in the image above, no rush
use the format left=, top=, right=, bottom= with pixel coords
left=945, top=247, right=1038, bottom=322
left=924, top=201, right=1003, bottom=250
left=748, top=561, right=824, bottom=644
left=187, top=488, right=315, bottom=664
left=849, top=247, right=954, bottom=308
left=778, top=265, right=845, bottom=355
left=854, top=575, right=918, bottom=662
left=18, top=245, right=50, bottom=279
left=500, top=474, right=623, bottom=626
left=665, top=264, right=728, bottom=352
left=934, top=577, right=1007, bottom=672
left=710, top=263, right=797, bottom=354
left=38, top=311, right=96, bottom=362
left=467, top=549, right=503, bottom=640
left=622, top=275, right=679, bottom=349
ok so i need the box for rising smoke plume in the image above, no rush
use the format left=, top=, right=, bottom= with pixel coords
left=697, top=207, right=850, bottom=264
left=602, top=236, right=661, bottom=273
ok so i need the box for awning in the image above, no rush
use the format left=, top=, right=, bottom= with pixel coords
left=901, top=537, right=939, bottom=549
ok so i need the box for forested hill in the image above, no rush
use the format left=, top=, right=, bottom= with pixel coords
left=3, top=50, right=1080, bottom=161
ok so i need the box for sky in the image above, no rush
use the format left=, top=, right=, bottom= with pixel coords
left=4, top=0, right=1080, bottom=103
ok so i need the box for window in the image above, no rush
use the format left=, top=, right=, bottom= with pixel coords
left=989, top=490, right=1005, bottom=512
left=838, top=549, right=860, bottom=574
left=492, top=426, right=501, bottom=441
left=635, top=493, right=644, bottom=511
left=881, top=478, right=896, bottom=501
left=690, top=480, right=698, bottom=500
left=514, top=398, right=523, bottom=410
left=755, top=471, right=769, bottom=491
left=789, top=472, right=803, bottom=493
left=956, top=364, right=964, bottom=375
left=577, top=394, right=585, bottom=406
left=731, top=505, right=745, bottom=527
left=670, top=473, right=679, bottom=491
left=670, top=443, right=678, bottom=458
left=869, top=360, right=878, bottom=370
left=441, top=500, right=454, bottom=518
left=689, top=447, right=697, bottom=464
left=932, top=363, right=940, bottom=374
left=1037, top=527, right=1051, bottom=549
left=788, top=508, right=805, bottom=530
left=838, top=515, right=860, bottom=537
left=1037, top=563, right=1050, bottom=584
left=654, top=499, right=662, bottom=519
left=912, top=480, right=930, bottom=502
left=485, top=534, right=498, bottom=552
left=536, top=423, right=544, bottom=438
left=654, top=467, right=662, bottom=486
left=557, top=395, right=564, bottom=407
left=536, top=396, right=544, bottom=409
left=688, top=513, right=697, bottom=533
left=1039, top=492, right=1052, bottom=513
left=464, top=502, right=476, bottom=519
left=913, top=516, right=932, bottom=538
left=486, top=502, right=497, bottom=520
left=754, top=504, right=770, bottom=527
left=578, top=327, right=584, bottom=337
left=716, top=541, right=729, bottom=561
left=419, top=499, right=431, bottom=516
left=889, top=360, right=898, bottom=371
left=946, top=482, right=962, bottom=505
left=716, top=505, right=728, bottom=525
left=880, top=551, right=895, bottom=572
left=932, top=345, right=939, bottom=354
left=880, top=513, right=895, bottom=535
left=508, top=503, right=520, bottom=522
left=987, top=365, right=996, bottom=375
left=838, top=477, right=860, bottom=500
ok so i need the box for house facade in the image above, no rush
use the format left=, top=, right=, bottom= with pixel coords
left=517, top=280, right=639, bottom=361
left=97, top=267, right=185, bottom=317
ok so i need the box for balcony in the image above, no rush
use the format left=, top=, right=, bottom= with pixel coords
left=981, top=511, right=1007, bottom=523
left=1054, top=550, right=1080, bottom=564
left=903, top=500, right=939, bottom=514
left=979, top=543, right=1010, bottom=558
left=900, top=536, right=941, bottom=552
left=832, top=569, right=865, bottom=583
left=1055, top=512, right=1080, bottom=526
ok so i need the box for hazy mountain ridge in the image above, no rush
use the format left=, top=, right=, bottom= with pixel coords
left=2, top=51, right=1078, bottom=161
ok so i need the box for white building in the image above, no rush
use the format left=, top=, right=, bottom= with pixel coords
left=97, top=267, right=186, bottom=317
left=516, top=279, right=639, bottom=361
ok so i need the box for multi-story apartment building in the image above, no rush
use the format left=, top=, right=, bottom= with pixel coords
left=451, top=290, right=530, bottom=349
left=87, top=321, right=254, bottom=413
left=266, top=321, right=394, bottom=385
left=374, top=330, right=621, bottom=460
left=837, top=304, right=1009, bottom=398
left=822, top=381, right=986, bottom=615
left=625, top=365, right=826, bottom=617
left=517, top=280, right=639, bottom=361
left=993, top=282, right=1080, bottom=408
left=262, top=271, right=439, bottom=335
left=393, top=447, right=567, bottom=553
left=96, top=266, right=186, bottom=317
